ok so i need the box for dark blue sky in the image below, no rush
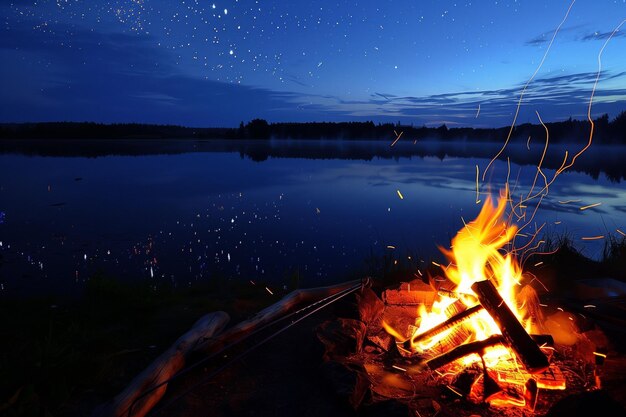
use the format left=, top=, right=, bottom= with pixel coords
left=1, top=0, right=625, bottom=128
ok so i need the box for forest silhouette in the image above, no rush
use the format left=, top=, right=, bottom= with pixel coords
left=1, top=111, right=625, bottom=144
left=2, top=112, right=626, bottom=182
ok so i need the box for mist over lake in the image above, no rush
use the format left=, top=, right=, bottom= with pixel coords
left=1, top=139, right=624, bottom=297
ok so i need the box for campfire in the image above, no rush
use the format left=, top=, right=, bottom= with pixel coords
left=316, top=189, right=610, bottom=416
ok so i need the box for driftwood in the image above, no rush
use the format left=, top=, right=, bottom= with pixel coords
left=94, top=278, right=366, bottom=417
left=194, top=278, right=367, bottom=358
left=92, top=311, right=230, bottom=417
left=472, top=280, right=549, bottom=374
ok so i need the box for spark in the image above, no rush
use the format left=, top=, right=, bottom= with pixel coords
left=617, top=229, right=626, bottom=236
left=475, top=103, right=481, bottom=118
left=391, top=365, right=407, bottom=372
left=583, top=304, right=596, bottom=309
left=390, top=130, right=403, bottom=147
left=556, top=18, right=626, bottom=176
left=482, top=0, right=575, bottom=182
left=396, top=189, right=404, bottom=200
left=525, top=111, right=550, bottom=200
left=446, top=385, right=464, bottom=398
left=387, top=245, right=396, bottom=249
left=475, top=165, right=481, bottom=204
left=581, top=235, right=604, bottom=241
left=265, top=286, right=273, bottom=295
left=558, top=199, right=581, bottom=204
left=579, top=202, right=601, bottom=211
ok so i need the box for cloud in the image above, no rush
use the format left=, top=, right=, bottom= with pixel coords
left=524, top=24, right=586, bottom=46
left=1, top=17, right=625, bottom=128
left=283, top=69, right=626, bottom=127
left=580, top=30, right=626, bottom=41
left=525, top=35, right=550, bottom=46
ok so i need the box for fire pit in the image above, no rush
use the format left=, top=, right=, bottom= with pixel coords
left=315, top=193, right=623, bottom=416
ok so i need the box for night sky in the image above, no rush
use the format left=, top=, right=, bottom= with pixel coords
left=1, top=0, right=625, bottom=128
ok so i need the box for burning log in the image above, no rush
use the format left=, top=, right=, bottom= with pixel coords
left=403, top=304, right=483, bottom=350
left=471, top=279, right=549, bottom=374
left=382, top=279, right=437, bottom=306
left=426, top=334, right=505, bottom=370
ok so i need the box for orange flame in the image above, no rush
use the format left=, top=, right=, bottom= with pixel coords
left=402, top=188, right=531, bottom=361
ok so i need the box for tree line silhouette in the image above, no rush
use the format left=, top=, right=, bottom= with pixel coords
left=1, top=111, right=625, bottom=144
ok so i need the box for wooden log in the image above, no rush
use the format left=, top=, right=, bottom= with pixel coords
left=382, top=278, right=437, bottom=306
left=94, top=278, right=366, bottom=417
left=195, top=279, right=366, bottom=357
left=403, top=304, right=484, bottom=351
left=426, top=335, right=505, bottom=370
left=92, top=311, right=230, bottom=417
left=471, top=280, right=549, bottom=374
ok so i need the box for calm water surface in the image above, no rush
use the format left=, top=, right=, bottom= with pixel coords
left=0, top=139, right=624, bottom=296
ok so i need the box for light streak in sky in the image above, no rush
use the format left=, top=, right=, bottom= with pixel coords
left=579, top=202, right=602, bottom=211
left=390, top=130, right=403, bottom=147
left=581, top=235, right=604, bottom=241
left=481, top=0, right=576, bottom=182
left=475, top=165, right=481, bottom=204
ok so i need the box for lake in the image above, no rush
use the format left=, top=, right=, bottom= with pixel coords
left=1, top=139, right=625, bottom=297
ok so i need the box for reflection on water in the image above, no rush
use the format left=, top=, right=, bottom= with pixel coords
left=3, top=138, right=626, bottom=182
left=0, top=140, right=624, bottom=296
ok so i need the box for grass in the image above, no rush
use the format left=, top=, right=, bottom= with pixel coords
left=522, top=233, right=626, bottom=294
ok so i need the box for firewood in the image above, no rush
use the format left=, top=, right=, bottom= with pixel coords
left=382, top=278, right=437, bottom=306
left=426, top=334, right=505, bottom=370
left=92, top=311, right=230, bottom=417
left=471, top=280, right=549, bottom=374
left=403, top=304, right=484, bottom=350
left=194, top=278, right=367, bottom=357
left=94, top=278, right=366, bottom=417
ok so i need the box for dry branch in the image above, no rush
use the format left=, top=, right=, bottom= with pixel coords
left=93, top=278, right=366, bottom=417
left=92, top=311, right=230, bottom=417
left=195, top=278, right=366, bottom=357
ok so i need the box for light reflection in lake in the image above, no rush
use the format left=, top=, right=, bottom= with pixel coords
left=0, top=140, right=624, bottom=296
